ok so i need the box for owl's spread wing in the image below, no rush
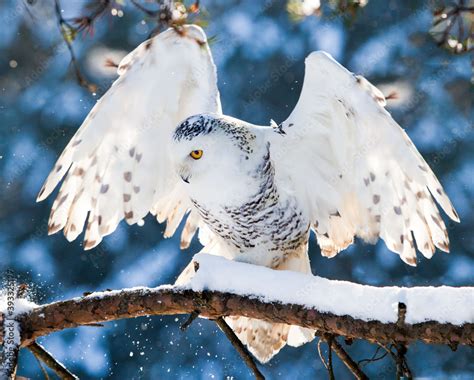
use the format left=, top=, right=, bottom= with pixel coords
left=37, top=25, right=221, bottom=250
left=271, top=51, right=459, bottom=265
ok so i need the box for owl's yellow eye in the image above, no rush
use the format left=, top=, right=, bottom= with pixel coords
left=190, top=150, right=203, bottom=160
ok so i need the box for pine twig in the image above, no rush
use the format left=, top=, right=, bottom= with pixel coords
left=214, top=317, right=265, bottom=380
left=317, top=338, right=329, bottom=370
left=28, top=341, right=79, bottom=380
left=331, top=338, right=369, bottom=380
left=326, top=335, right=335, bottom=380
left=180, top=310, right=200, bottom=331
left=357, top=345, right=388, bottom=367
left=130, top=0, right=160, bottom=16
left=53, top=0, right=97, bottom=92
left=394, top=343, right=413, bottom=380
left=317, top=334, right=336, bottom=379
left=431, top=0, right=474, bottom=54
left=32, top=352, right=51, bottom=380
left=394, top=302, right=413, bottom=379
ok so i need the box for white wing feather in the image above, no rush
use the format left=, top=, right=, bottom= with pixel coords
left=272, top=51, right=459, bottom=265
left=38, top=25, right=221, bottom=250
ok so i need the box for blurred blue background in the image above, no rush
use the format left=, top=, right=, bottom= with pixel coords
left=0, top=0, right=472, bottom=378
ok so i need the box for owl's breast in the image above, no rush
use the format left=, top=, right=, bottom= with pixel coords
left=191, top=187, right=310, bottom=267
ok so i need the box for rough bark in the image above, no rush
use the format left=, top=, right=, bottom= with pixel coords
left=6, top=287, right=472, bottom=348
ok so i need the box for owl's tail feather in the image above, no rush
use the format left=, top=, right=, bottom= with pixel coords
left=225, top=316, right=314, bottom=363
left=225, top=317, right=289, bottom=363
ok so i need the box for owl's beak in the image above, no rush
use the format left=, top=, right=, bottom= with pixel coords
left=181, top=174, right=190, bottom=184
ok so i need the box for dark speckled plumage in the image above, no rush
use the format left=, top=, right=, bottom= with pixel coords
left=174, top=114, right=257, bottom=154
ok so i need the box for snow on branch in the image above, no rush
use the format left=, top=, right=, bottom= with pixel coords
left=3, top=253, right=472, bottom=347
left=187, top=254, right=473, bottom=326
left=1, top=254, right=473, bottom=378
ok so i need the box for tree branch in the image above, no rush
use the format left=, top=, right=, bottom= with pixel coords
left=1, top=255, right=473, bottom=378
left=6, top=285, right=471, bottom=348
left=331, top=337, right=368, bottom=380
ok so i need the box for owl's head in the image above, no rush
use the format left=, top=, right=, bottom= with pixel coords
left=171, top=113, right=270, bottom=204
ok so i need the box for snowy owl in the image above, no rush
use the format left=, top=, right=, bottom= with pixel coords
left=38, top=25, right=459, bottom=363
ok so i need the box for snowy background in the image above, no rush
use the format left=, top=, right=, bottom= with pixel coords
left=0, top=0, right=472, bottom=378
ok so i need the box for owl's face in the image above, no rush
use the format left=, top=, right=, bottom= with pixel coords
left=171, top=114, right=269, bottom=205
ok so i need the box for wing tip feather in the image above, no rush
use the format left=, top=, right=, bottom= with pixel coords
left=435, top=241, right=450, bottom=253
left=450, top=206, right=460, bottom=223
left=180, top=241, right=190, bottom=250
left=83, top=238, right=101, bottom=251
left=36, top=185, right=47, bottom=202
left=47, top=219, right=63, bottom=235
left=402, top=256, right=417, bottom=267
